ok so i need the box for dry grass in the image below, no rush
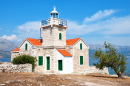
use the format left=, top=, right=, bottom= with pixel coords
left=0, top=72, right=130, bottom=86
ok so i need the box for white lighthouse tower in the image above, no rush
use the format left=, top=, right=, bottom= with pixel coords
left=41, top=7, right=67, bottom=48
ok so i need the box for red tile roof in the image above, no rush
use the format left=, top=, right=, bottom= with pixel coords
left=12, top=47, right=19, bottom=52
left=27, top=38, right=42, bottom=46
left=66, top=38, right=81, bottom=46
left=57, top=49, right=72, bottom=57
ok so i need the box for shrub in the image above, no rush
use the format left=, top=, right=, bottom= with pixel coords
left=12, top=54, right=37, bottom=71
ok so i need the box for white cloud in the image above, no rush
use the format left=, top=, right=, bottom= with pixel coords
left=16, top=21, right=40, bottom=41
left=84, top=9, right=116, bottom=23
left=17, top=21, right=40, bottom=32
left=0, top=27, right=2, bottom=30
left=67, top=14, right=130, bottom=35
left=66, top=10, right=130, bottom=45
left=2, top=35, right=17, bottom=40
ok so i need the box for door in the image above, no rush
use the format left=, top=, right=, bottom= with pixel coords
left=46, top=57, right=50, bottom=70
left=58, top=60, right=62, bottom=71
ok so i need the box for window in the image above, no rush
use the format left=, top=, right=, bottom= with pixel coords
left=59, top=33, right=62, bottom=40
left=38, top=56, right=43, bottom=66
left=25, top=43, right=27, bottom=50
left=80, top=43, right=82, bottom=50
left=80, top=56, right=83, bottom=65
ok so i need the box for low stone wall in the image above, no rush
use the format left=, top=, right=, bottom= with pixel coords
left=0, top=62, right=32, bottom=73
left=84, top=66, right=109, bottom=75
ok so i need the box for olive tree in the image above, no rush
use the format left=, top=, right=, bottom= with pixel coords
left=92, top=42, right=127, bottom=78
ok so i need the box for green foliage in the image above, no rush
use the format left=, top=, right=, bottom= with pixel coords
left=92, top=41, right=127, bottom=78
left=12, top=54, right=37, bottom=71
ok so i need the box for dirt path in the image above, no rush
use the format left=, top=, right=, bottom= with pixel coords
left=0, top=73, right=130, bottom=86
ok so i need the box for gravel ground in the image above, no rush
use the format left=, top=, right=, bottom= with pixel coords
left=0, top=73, right=130, bottom=86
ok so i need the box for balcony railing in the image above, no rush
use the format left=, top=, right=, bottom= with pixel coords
left=41, top=18, right=67, bottom=27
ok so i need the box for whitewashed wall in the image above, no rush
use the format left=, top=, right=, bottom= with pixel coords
left=57, top=50, right=73, bottom=74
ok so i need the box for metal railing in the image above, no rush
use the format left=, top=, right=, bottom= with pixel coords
left=41, top=18, right=67, bottom=27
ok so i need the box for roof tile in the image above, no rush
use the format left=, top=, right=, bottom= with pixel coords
left=66, top=38, right=81, bottom=45
left=12, top=47, right=19, bottom=52
left=57, top=49, right=72, bottom=56
left=27, top=38, right=42, bottom=46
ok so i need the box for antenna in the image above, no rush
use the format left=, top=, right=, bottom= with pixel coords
left=40, top=28, right=41, bottom=38
left=53, top=5, right=56, bottom=10
left=40, top=21, right=42, bottom=38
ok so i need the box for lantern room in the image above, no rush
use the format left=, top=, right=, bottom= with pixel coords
left=50, top=7, right=59, bottom=18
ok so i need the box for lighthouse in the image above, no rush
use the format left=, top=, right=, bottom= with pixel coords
left=11, top=7, right=95, bottom=74
left=41, top=7, right=67, bottom=48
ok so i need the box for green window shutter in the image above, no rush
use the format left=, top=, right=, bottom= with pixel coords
left=38, top=56, right=43, bottom=66
left=58, top=60, right=62, bottom=71
left=25, top=43, right=27, bottom=50
left=80, top=56, right=83, bottom=65
left=80, top=43, right=82, bottom=50
left=47, top=57, right=50, bottom=70
left=59, top=33, right=62, bottom=40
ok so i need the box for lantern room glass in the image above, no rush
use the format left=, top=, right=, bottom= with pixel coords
left=51, top=13, right=58, bottom=18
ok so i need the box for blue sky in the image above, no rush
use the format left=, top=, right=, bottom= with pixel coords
left=0, top=0, right=130, bottom=46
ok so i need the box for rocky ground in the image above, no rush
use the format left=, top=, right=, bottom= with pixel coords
left=0, top=73, right=130, bottom=86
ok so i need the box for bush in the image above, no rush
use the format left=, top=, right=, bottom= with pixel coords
left=12, top=54, right=37, bottom=71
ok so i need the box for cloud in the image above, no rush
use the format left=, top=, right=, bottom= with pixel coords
left=66, top=9, right=130, bottom=45
left=16, top=21, right=40, bottom=41
left=2, top=35, right=18, bottom=40
left=84, top=9, right=116, bottom=23
left=17, top=21, right=40, bottom=32
left=0, top=27, right=2, bottom=30
left=67, top=13, right=130, bottom=35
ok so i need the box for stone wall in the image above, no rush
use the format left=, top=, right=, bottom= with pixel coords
left=0, top=62, right=32, bottom=73
left=73, top=39, right=89, bottom=73
left=42, top=26, right=66, bottom=47
left=84, top=66, right=109, bottom=75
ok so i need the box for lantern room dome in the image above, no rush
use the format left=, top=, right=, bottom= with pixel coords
left=50, top=7, right=59, bottom=18
left=50, top=7, right=59, bottom=14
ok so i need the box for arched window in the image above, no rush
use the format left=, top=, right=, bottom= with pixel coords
left=25, top=43, right=27, bottom=50
left=59, top=33, right=62, bottom=40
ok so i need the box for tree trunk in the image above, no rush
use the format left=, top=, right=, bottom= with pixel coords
left=118, top=73, right=123, bottom=78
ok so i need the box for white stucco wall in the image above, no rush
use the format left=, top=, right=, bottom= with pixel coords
left=57, top=50, right=73, bottom=74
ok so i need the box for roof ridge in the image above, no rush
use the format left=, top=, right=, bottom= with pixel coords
left=66, top=37, right=81, bottom=40
left=27, top=38, right=39, bottom=39
left=12, top=47, right=19, bottom=52
left=26, top=38, right=42, bottom=46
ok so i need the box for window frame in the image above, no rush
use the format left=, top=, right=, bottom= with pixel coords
left=80, top=43, right=82, bottom=50
left=38, top=56, right=43, bottom=66
left=59, top=33, right=62, bottom=40
left=80, top=56, right=83, bottom=65
left=25, top=43, right=28, bottom=50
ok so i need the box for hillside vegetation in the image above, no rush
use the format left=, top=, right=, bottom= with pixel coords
left=0, top=38, right=19, bottom=58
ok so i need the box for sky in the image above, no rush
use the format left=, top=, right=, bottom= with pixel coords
left=0, top=0, right=130, bottom=46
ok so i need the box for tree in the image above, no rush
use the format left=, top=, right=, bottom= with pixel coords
left=92, top=41, right=127, bottom=78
